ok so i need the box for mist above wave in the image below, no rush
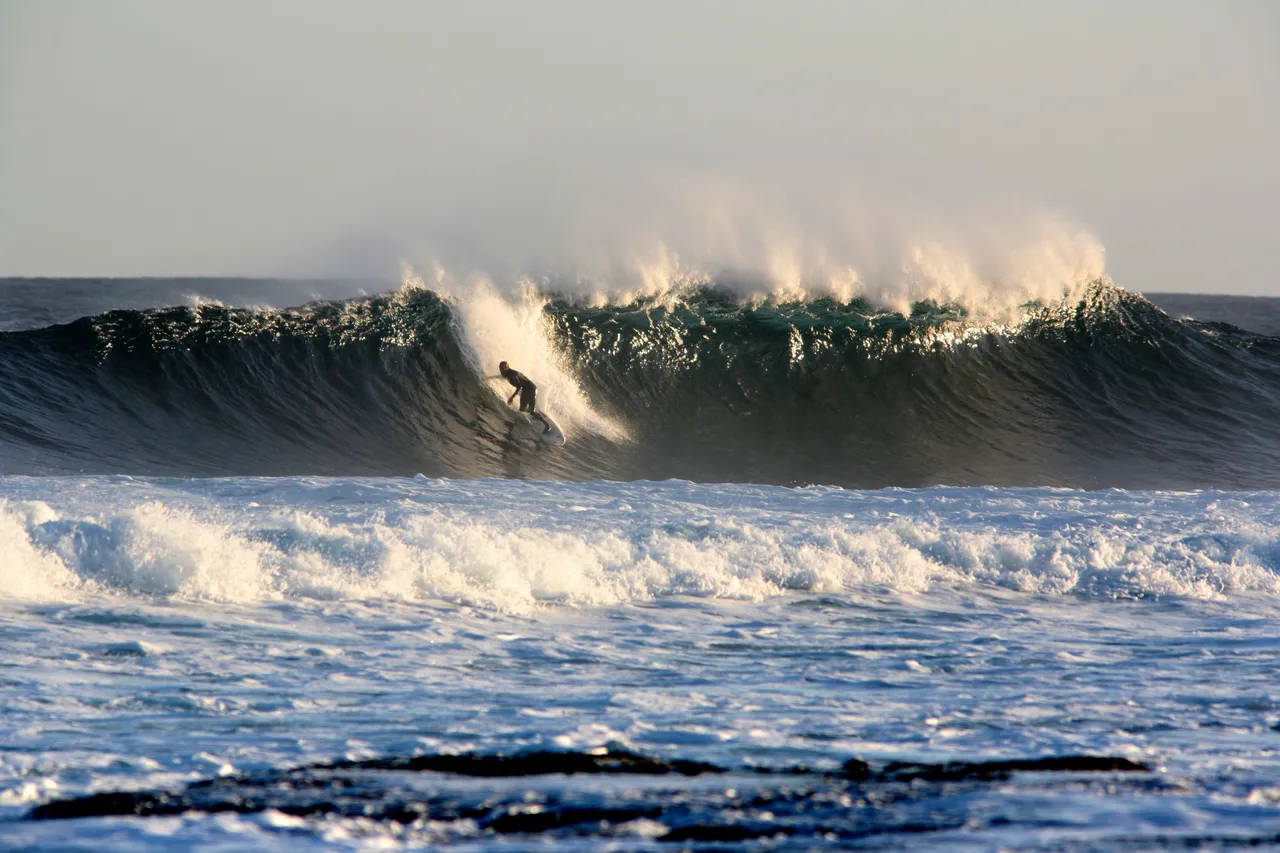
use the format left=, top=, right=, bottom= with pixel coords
left=410, top=182, right=1106, bottom=327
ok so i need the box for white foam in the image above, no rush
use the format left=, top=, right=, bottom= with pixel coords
left=115, top=502, right=276, bottom=599
left=0, top=501, right=81, bottom=599
left=2, top=479, right=1279, bottom=613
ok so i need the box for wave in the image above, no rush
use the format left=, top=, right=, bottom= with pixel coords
left=4, top=479, right=1280, bottom=609
left=0, top=277, right=1278, bottom=488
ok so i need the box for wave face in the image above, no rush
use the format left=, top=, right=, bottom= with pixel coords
left=1, top=279, right=1279, bottom=488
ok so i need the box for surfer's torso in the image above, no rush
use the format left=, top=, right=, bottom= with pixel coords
left=502, top=368, right=535, bottom=393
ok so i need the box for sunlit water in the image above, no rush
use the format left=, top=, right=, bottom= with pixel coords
left=4, top=476, right=1280, bottom=849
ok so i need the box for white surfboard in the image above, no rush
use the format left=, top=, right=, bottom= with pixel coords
left=522, top=410, right=565, bottom=446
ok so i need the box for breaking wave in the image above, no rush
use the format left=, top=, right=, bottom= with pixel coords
left=1, top=275, right=1278, bottom=489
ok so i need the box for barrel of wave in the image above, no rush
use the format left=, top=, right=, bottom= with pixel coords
left=443, top=275, right=628, bottom=443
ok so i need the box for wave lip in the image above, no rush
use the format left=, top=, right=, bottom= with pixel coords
left=0, top=278, right=1278, bottom=488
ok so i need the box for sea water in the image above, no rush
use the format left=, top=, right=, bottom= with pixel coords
left=2, top=275, right=1280, bottom=849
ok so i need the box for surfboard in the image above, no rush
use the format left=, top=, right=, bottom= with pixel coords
left=522, top=410, right=565, bottom=446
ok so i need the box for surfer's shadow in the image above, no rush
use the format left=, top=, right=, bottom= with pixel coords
left=494, top=420, right=554, bottom=478
left=501, top=419, right=533, bottom=449
left=500, top=417, right=560, bottom=449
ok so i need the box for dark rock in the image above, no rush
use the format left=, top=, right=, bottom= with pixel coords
left=30, top=791, right=183, bottom=820
left=326, top=748, right=723, bottom=777
left=662, top=823, right=790, bottom=842
left=485, top=805, right=660, bottom=833
left=841, top=758, right=872, bottom=779
left=881, top=755, right=1150, bottom=782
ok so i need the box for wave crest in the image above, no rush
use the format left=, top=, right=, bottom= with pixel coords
left=0, top=277, right=1277, bottom=489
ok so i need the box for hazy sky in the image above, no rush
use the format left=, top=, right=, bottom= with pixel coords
left=1, top=0, right=1277, bottom=294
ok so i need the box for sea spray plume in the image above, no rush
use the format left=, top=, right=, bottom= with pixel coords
left=893, top=220, right=1106, bottom=324
left=408, top=266, right=629, bottom=442
left=422, top=178, right=1109, bottom=322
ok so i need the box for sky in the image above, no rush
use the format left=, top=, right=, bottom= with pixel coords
left=1, top=0, right=1277, bottom=295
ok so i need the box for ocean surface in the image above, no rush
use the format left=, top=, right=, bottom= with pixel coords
left=2, top=275, right=1280, bottom=850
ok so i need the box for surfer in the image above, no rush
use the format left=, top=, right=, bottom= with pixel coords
left=495, top=361, right=550, bottom=432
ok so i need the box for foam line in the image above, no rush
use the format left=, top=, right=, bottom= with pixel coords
left=4, top=482, right=1279, bottom=612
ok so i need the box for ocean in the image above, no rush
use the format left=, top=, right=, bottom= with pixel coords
left=2, top=274, right=1280, bottom=850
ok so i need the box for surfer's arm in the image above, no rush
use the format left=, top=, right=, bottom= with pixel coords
left=483, top=375, right=516, bottom=404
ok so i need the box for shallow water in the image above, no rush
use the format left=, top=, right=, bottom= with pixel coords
left=3, top=477, right=1280, bottom=849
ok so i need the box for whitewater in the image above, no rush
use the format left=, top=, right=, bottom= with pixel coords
left=3, top=264, right=1280, bottom=850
